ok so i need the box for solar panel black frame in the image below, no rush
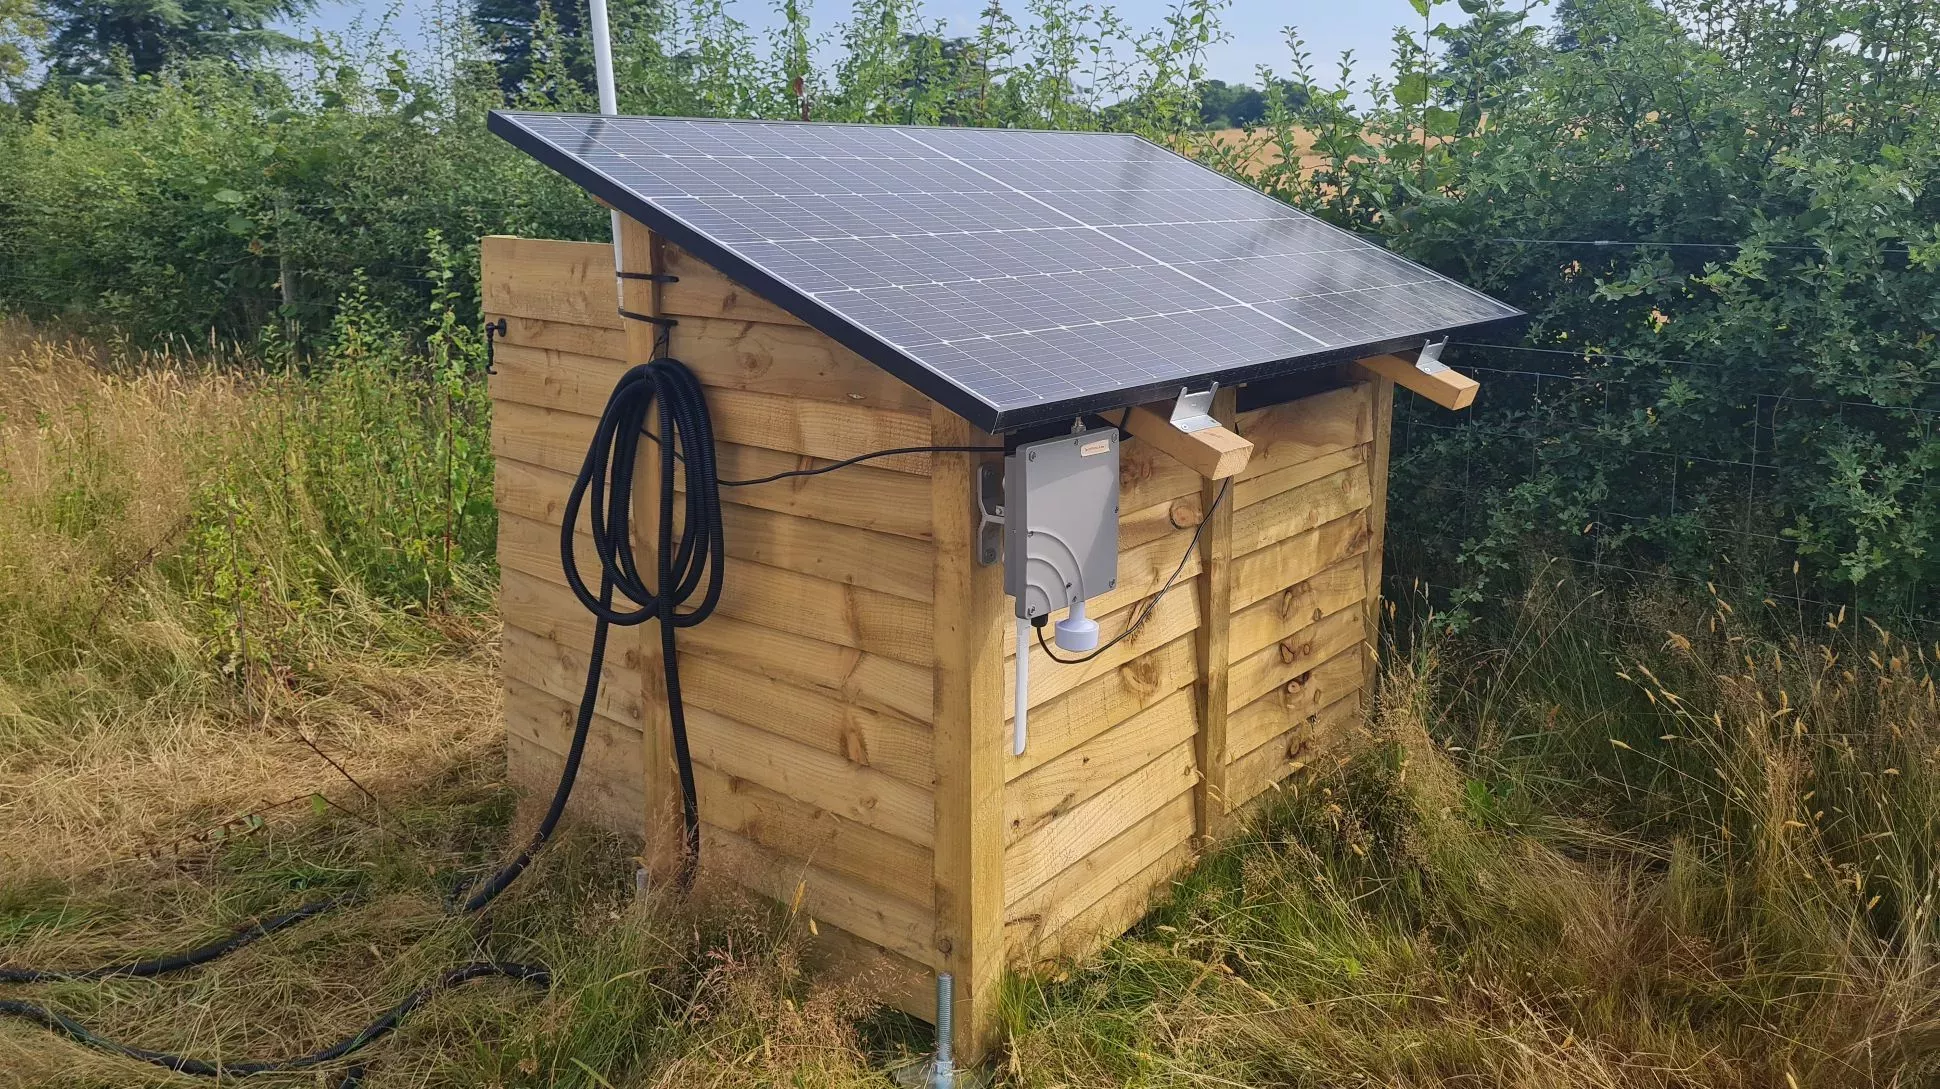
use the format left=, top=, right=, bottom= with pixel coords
left=488, top=110, right=1523, bottom=433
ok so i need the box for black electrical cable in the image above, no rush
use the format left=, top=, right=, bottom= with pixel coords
left=0, top=962, right=549, bottom=1078
left=1036, top=479, right=1228, bottom=665
left=719, top=444, right=997, bottom=487
left=0, top=897, right=347, bottom=984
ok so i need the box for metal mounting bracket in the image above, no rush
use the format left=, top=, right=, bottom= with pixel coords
left=1415, top=338, right=1451, bottom=374
left=976, top=462, right=1005, bottom=566
left=1169, top=381, right=1221, bottom=433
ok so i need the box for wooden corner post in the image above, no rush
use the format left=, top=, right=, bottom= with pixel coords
left=616, top=215, right=682, bottom=875
left=1361, top=376, right=1396, bottom=708
left=930, top=406, right=1007, bottom=1063
left=1192, top=386, right=1238, bottom=842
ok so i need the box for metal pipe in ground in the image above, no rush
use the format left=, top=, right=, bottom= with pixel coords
left=929, top=972, right=955, bottom=1089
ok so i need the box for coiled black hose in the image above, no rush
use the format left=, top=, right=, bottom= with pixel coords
left=480, top=355, right=723, bottom=902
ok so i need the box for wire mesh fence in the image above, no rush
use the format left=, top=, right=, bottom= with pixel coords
left=1385, top=349, right=1940, bottom=632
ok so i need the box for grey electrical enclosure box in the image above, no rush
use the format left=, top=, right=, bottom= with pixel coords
left=1004, top=431, right=1120, bottom=620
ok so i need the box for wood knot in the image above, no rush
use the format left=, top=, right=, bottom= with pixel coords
left=842, top=728, right=869, bottom=766
left=1121, top=655, right=1161, bottom=693
left=1168, top=498, right=1203, bottom=530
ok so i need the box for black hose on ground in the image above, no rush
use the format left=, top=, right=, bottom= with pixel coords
left=0, top=898, right=347, bottom=984
left=0, top=962, right=550, bottom=1077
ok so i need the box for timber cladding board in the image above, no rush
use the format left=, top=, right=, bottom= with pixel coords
left=1226, top=692, right=1363, bottom=812
left=495, top=509, right=934, bottom=667
left=486, top=228, right=1401, bottom=1061
left=676, top=653, right=935, bottom=788
left=702, top=825, right=941, bottom=970
left=1003, top=739, right=1200, bottom=906
left=490, top=326, right=925, bottom=414
left=685, top=705, right=935, bottom=848
left=1235, top=381, right=1375, bottom=481
left=1003, top=790, right=1195, bottom=961
left=1003, top=581, right=1203, bottom=715
left=505, top=678, right=643, bottom=831
left=491, top=391, right=933, bottom=476
left=497, top=450, right=932, bottom=544
left=482, top=236, right=623, bottom=330
left=495, top=457, right=934, bottom=595
left=693, top=762, right=934, bottom=910
left=1003, top=634, right=1197, bottom=782
left=482, top=235, right=805, bottom=331
left=1230, top=464, right=1374, bottom=557
left=504, top=624, right=645, bottom=728
left=1016, top=837, right=1198, bottom=965
left=1226, top=569, right=1368, bottom=713
left=508, top=732, right=642, bottom=832
left=1226, top=646, right=1365, bottom=759
left=1004, top=684, right=1198, bottom=847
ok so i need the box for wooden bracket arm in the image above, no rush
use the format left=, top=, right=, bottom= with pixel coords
left=1353, top=352, right=1479, bottom=410
left=1123, top=403, right=1254, bottom=479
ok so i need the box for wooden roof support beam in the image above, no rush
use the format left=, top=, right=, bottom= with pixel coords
left=1123, top=403, right=1254, bottom=480
left=1353, top=352, right=1479, bottom=411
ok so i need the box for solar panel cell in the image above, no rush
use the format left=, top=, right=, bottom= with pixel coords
left=489, top=110, right=1522, bottom=431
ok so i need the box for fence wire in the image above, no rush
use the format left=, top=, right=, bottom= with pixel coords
left=1388, top=355, right=1939, bottom=631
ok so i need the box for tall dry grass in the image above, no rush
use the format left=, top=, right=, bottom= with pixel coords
left=1004, top=586, right=1940, bottom=1088
left=0, top=323, right=498, bottom=891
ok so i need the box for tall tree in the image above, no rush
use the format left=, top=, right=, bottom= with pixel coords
left=40, top=0, right=315, bottom=80
left=473, top=0, right=588, bottom=98
left=1197, top=78, right=1263, bottom=128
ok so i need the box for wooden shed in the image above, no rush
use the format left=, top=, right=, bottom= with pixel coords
left=482, top=111, right=1517, bottom=1061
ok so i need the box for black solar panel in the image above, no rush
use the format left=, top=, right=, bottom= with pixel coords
left=489, top=111, right=1523, bottom=432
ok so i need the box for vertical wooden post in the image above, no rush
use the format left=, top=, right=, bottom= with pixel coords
left=1361, top=377, right=1396, bottom=707
left=929, top=405, right=1006, bottom=1062
left=616, top=215, right=682, bottom=874
left=1192, top=386, right=1238, bottom=842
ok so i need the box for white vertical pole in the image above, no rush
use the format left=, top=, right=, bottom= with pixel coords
left=587, top=0, right=626, bottom=288
left=1013, top=618, right=1029, bottom=755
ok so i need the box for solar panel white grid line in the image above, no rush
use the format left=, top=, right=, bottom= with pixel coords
left=541, top=118, right=1389, bottom=267
left=887, top=128, right=1331, bottom=349
left=535, top=114, right=1411, bottom=304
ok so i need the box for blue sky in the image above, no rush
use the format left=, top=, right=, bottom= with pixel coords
left=293, top=1, right=1455, bottom=89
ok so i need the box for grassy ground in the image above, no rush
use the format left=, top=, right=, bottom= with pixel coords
left=2, top=325, right=1935, bottom=1087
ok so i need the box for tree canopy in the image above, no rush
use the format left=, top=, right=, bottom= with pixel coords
left=38, top=0, right=315, bottom=80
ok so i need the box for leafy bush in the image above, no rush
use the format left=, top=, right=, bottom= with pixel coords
left=1227, top=0, right=1940, bottom=616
